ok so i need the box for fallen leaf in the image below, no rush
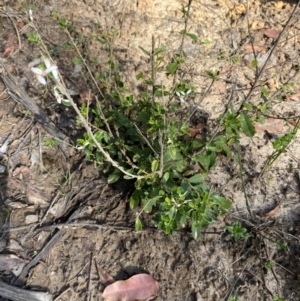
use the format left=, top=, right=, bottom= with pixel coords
left=273, top=1, right=285, bottom=9
left=286, top=92, right=300, bottom=102
left=2, top=33, right=15, bottom=57
left=0, top=254, right=25, bottom=276
left=257, top=204, right=280, bottom=218
left=16, top=20, right=25, bottom=30
left=96, top=263, right=115, bottom=287
left=254, top=118, right=284, bottom=133
left=213, top=81, right=226, bottom=93
left=185, top=123, right=205, bottom=139
left=243, top=44, right=266, bottom=53
left=263, top=28, right=281, bottom=38
left=220, top=64, right=233, bottom=74
left=13, top=165, right=30, bottom=176
left=26, top=185, right=49, bottom=207
left=102, top=274, right=159, bottom=301
left=266, top=78, right=279, bottom=90
left=78, top=90, right=94, bottom=105
left=6, top=239, right=23, bottom=252
left=288, top=119, right=300, bottom=127
left=251, top=21, right=265, bottom=30
left=188, top=127, right=200, bottom=138
left=230, top=3, right=246, bottom=16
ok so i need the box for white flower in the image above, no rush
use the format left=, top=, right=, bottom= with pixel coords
left=29, top=9, right=33, bottom=21
left=31, top=58, right=59, bottom=85
left=76, top=141, right=89, bottom=150
left=53, top=86, right=69, bottom=104
left=44, top=59, right=59, bottom=80
left=175, top=89, right=192, bottom=104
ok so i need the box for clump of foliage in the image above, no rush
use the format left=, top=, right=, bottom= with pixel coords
left=35, top=8, right=259, bottom=239
left=76, top=43, right=234, bottom=239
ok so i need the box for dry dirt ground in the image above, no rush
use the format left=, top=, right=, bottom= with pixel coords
left=1, top=0, right=300, bottom=300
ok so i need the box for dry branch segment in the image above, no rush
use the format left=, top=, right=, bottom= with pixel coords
left=0, top=281, right=52, bottom=301
left=0, top=72, right=69, bottom=156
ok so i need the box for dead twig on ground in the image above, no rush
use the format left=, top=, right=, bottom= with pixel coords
left=0, top=71, right=69, bottom=157
left=86, top=252, right=94, bottom=301
left=12, top=229, right=67, bottom=286
left=53, top=287, right=71, bottom=301
left=0, top=281, right=52, bottom=301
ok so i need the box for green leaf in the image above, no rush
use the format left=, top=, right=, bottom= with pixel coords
left=273, top=297, right=286, bottom=301
left=240, top=112, right=256, bottom=137
left=256, top=115, right=265, bottom=124
left=139, top=46, right=150, bottom=56
left=261, top=86, right=270, bottom=98
left=136, top=72, right=144, bottom=80
left=163, top=172, right=170, bottom=182
left=166, top=62, right=179, bottom=75
left=195, top=152, right=216, bottom=171
left=251, top=59, right=258, bottom=67
left=186, top=33, right=198, bottom=42
left=107, top=170, right=121, bottom=184
left=169, top=206, right=177, bottom=219
left=243, top=102, right=253, bottom=111
left=210, top=195, right=232, bottom=210
left=135, top=218, right=142, bottom=231
left=205, top=70, right=219, bottom=80
left=169, top=147, right=176, bottom=160
left=179, top=213, right=187, bottom=227
left=151, top=160, right=159, bottom=172
left=59, top=18, right=68, bottom=29
left=129, top=190, right=141, bottom=209
left=153, top=48, right=164, bottom=56
left=72, top=57, right=83, bottom=65
left=175, top=160, right=187, bottom=172
left=192, top=222, right=202, bottom=239
left=180, top=29, right=198, bottom=41
left=188, top=173, right=204, bottom=184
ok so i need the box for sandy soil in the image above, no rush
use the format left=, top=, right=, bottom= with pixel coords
left=1, top=0, right=300, bottom=300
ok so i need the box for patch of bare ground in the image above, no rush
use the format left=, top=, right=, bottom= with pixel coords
left=0, top=0, right=300, bottom=300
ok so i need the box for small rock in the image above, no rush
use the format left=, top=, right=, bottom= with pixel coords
left=4, top=199, right=27, bottom=209
left=0, top=164, right=6, bottom=173
left=0, top=238, right=6, bottom=252
left=25, top=214, right=39, bottom=224
left=7, top=239, right=24, bottom=252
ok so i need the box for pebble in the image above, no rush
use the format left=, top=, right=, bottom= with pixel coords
left=0, top=165, right=6, bottom=173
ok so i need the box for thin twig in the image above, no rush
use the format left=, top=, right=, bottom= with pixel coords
left=1, top=9, right=22, bottom=51
left=64, top=29, right=106, bottom=100
left=86, top=252, right=94, bottom=301
left=55, top=79, right=145, bottom=179
left=95, top=96, right=114, bottom=137
left=170, top=0, right=193, bottom=95
left=236, top=144, right=254, bottom=220
left=133, top=123, right=158, bottom=156
left=237, top=0, right=300, bottom=113
left=53, top=288, right=71, bottom=301
left=158, top=131, right=164, bottom=178
left=151, top=35, right=156, bottom=104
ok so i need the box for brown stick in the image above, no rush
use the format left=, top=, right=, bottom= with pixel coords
left=12, top=230, right=66, bottom=286
left=0, top=72, right=69, bottom=156
left=0, top=281, right=52, bottom=301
